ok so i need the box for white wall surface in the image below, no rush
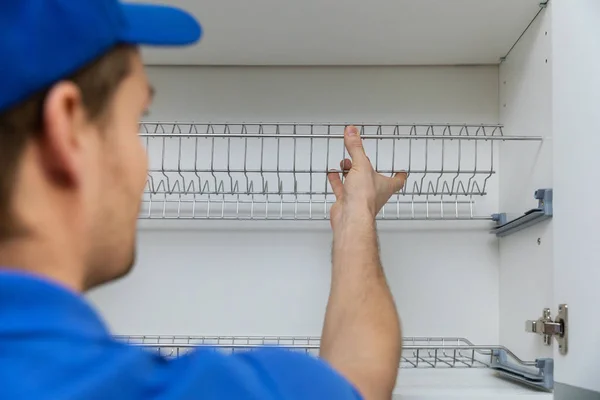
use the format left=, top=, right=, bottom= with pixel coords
left=88, top=66, right=502, bottom=345
left=141, top=65, right=498, bottom=124
left=498, top=7, right=553, bottom=362
left=89, top=225, right=499, bottom=340
left=551, top=0, right=600, bottom=392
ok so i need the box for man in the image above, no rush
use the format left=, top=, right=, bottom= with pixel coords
left=0, top=1, right=406, bottom=399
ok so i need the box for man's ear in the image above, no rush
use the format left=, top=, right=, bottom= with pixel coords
left=41, top=82, right=88, bottom=188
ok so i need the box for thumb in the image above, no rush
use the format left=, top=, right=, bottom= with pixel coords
left=344, top=126, right=368, bottom=166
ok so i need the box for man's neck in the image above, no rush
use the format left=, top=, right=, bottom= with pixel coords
left=0, top=236, right=85, bottom=292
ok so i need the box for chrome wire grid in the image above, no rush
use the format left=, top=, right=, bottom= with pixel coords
left=118, top=335, right=536, bottom=370
left=139, top=123, right=542, bottom=220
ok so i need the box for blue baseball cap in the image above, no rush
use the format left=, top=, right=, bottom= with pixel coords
left=0, top=0, right=202, bottom=112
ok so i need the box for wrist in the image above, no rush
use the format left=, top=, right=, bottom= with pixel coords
left=333, top=211, right=376, bottom=237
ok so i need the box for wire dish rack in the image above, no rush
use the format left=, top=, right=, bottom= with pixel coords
left=139, top=123, right=542, bottom=221
left=118, top=335, right=553, bottom=391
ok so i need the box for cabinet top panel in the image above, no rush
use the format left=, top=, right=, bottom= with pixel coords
left=134, top=0, right=544, bottom=66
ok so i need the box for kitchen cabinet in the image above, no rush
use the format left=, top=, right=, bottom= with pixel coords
left=88, top=1, right=599, bottom=398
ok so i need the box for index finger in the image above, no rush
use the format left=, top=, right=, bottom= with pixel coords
left=343, top=126, right=369, bottom=167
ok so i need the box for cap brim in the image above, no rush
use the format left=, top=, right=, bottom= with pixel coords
left=119, top=3, right=202, bottom=46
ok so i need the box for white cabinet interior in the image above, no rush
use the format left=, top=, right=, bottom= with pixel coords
left=87, top=1, right=567, bottom=397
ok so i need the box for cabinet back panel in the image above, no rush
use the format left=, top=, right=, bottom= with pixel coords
left=88, top=66, right=501, bottom=344
left=89, top=227, right=499, bottom=343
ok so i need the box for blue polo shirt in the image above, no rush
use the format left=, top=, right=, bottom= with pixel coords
left=0, top=271, right=361, bottom=399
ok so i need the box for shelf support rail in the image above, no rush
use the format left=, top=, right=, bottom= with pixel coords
left=491, top=188, right=553, bottom=237
left=491, top=350, right=554, bottom=391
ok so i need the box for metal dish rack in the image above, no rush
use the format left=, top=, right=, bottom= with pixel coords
left=140, top=122, right=542, bottom=221
left=118, top=335, right=553, bottom=391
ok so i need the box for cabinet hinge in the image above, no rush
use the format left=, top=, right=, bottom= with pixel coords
left=525, top=304, right=568, bottom=354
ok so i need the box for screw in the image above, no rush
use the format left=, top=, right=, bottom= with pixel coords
left=543, top=308, right=552, bottom=319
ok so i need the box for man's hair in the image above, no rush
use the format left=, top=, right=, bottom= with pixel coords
left=0, top=44, right=135, bottom=239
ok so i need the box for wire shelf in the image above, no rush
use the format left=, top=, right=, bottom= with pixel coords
left=118, top=334, right=553, bottom=390
left=139, top=123, right=542, bottom=220
left=117, top=335, right=531, bottom=370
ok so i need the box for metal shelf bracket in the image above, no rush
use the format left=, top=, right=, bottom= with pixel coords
left=491, top=351, right=554, bottom=391
left=491, top=188, right=553, bottom=237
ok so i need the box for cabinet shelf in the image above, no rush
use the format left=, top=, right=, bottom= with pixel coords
left=139, top=0, right=544, bottom=66
left=118, top=335, right=553, bottom=391
left=140, top=123, right=542, bottom=221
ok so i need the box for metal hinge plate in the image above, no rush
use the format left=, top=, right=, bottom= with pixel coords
left=526, top=304, right=568, bottom=354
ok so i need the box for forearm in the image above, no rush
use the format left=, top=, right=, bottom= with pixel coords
left=320, top=213, right=402, bottom=399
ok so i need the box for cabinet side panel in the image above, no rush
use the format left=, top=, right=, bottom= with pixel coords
left=498, top=9, right=553, bottom=361
left=552, top=0, right=600, bottom=393
left=88, top=66, right=501, bottom=344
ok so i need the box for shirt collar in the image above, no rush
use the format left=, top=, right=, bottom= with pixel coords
left=0, top=269, right=110, bottom=339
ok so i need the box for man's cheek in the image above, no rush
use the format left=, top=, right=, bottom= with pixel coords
left=134, top=142, right=148, bottom=194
